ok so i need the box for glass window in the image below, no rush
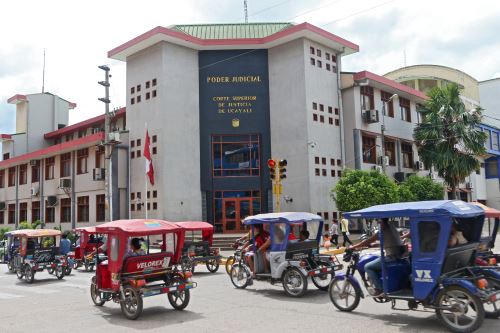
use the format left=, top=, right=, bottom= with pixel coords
left=77, top=196, right=89, bottom=222
left=418, top=221, right=440, bottom=253
left=96, top=195, right=105, bottom=222
left=31, top=161, right=40, bottom=183
left=8, top=167, right=16, bottom=187
left=402, top=143, right=414, bottom=169
left=492, top=132, right=499, bottom=151
left=381, top=91, right=394, bottom=117
left=484, top=130, right=491, bottom=149
left=361, top=86, right=374, bottom=110
left=60, top=198, right=71, bottom=223
left=45, top=157, right=55, bottom=180
left=399, top=97, right=411, bottom=122
left=77, top=149, right=89, bottom=174
left=60, top=153, right=71, bottom=178
left=32, top=201, right=40, bottom=222
left=362, top=135, right=377, bottom=164
left=384, top=140, right=396, bottom=166
left=19, top=202, right=28, bottom=222
left=45, top=205, right=55, bottom=223
left=212, top=135, right=260, bottom=177
left=272, top=223, right=287, bottom=246
left=110, top=236, right=119, bottom=261
left=19, top=164, right=27, bottom=185
left=0, top=170, right=4, bottom=188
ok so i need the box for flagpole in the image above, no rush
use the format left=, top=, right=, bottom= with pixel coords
left=145, top=123, right=148, bottom=219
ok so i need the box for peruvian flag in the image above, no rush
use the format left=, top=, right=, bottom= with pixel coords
left=144, top=130, right=155, bottom=186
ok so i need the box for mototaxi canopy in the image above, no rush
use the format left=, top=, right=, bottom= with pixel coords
left=95, top=219, right=181, bottom=236
left=175, top=221, right=214, bottom=243
left=471, top=202, right=500, bottom=218
left=243, top=212, right=322, bottom=225
left=74, top=226, right=97, bottom=234
left=7, top=229, right=61, bottom=238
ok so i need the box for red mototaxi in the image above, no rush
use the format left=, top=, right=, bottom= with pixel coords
left=68, top=226, right=100, bottom=271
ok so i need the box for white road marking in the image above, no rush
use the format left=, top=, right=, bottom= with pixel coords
left=0, top=292, right=23, bottom=300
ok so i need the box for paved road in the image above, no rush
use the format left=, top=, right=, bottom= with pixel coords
left=0, top=262, right=499, bottom=333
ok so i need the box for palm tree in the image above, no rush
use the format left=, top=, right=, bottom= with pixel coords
left=414, top=83, right=486, bottom=199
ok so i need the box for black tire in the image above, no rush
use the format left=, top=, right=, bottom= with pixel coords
left=47, top=267, right=55, bottom=275
left=7, top=260, right=14, bottom=272
left=120, top=287, right=143, bottom=320
left=16, top=268, right=24, bottom=280
left=73, top=261, right=79, bottom=270
left=167, top=277, right=191, bottom=310
left=311, top=264, right=333, bottom=291
left=230, top=263, right=251, bottom=289
left=65, top=266, right=72, bottom=276
left=435, top=286, right=485, bottom=333
left=206, top=259, right=219, bottom=273
left=484, top=277, right=500, bottom=319
left=225, top=256, right=235, bottom=275
left=24, top=264, right=34, bottom=284
left=90, top=277, right=106, bottom=306
left=282, top=267, right=308, bottom=297
left=55, top=265, right=65, bottom=279
left=328, top=277, right=361, bottom=312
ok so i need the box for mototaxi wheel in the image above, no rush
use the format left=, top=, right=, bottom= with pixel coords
left=230, top=263, right=251, bottom=289
left=55, top=264, right=65, bottom=279
left=484, top=277, right=500, bottom=318
left=7, top=260, right=14, bottom=272
left=328, top=277, right=361, bottom=312
left=225, top=256, right=235, bottom=275
left=435, top=286, right=484, bottom=333
left=47, top=267, right=55, bottom=275
left=120, top=287, right=143, bottom=320
left=90, top=277, right=106, bottom=306
left=206, top=259, right=219, bottom=273
left=73, top=260, right=79, bottom=270
left=311, top=264, right=333, bottom=291
left=282, top=267, right=308, bottom=297
left=167, top=276, right=191, bottom=310
left=16, top=267, right=24, bottom=280
left=24, top=264, right=34, bottom=284
left=181, top=257, right=194, bottom=273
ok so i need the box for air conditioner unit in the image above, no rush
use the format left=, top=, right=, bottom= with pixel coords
left=378, top=156, right=389, bottom=166
left=31, top=187, right=39, bottom=196
left=0, top=202, right=5, bottom=211
left=371, top=165, right=382, bottom=172
left=414, top=161, right=424, bottom=171
left=93, top=168, right=105, bottom=181
left=394, top=172, right=405, bottom=183
left=59, top=178, right=72, bottom=189
left=465, top=182, right=474, bottom=189
left=363, top=110, right=379, bottom=123
left=108, top=132, right=120, bottom=143
left=29, top=159, right=39, bottom=166
left=47, top=196, right=58, bottom=207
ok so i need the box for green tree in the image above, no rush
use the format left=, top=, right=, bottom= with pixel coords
left=331, top=169, right=399, bottom=212
left=0, top=227, right=11, bottom=240
left=414, top=83, right=486, bottom=199
left=398, top=175, right=444, bottom=202
left=18, top=220, right=43, bottom=230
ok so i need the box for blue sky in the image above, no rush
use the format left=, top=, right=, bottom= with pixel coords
left=1, top=0, right=499, bottom=135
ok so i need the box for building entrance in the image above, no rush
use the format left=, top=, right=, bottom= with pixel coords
left=214, top=190, right=261, bottom=233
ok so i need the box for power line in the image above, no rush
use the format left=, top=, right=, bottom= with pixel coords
left=320, top=0, right=398, bottom=27
left=287, top=0, right=345, bottom=21
left=249, top=0, right=292, bottom=18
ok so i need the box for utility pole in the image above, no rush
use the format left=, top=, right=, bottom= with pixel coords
left=98, top=65, right=112, bottom=222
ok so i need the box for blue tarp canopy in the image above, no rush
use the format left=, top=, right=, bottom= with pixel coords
left=243, top=212, right=322, bottom=225
left=344, top=200, right=485, bottom=219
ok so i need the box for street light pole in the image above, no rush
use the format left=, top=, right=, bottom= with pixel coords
left=381, top=94, right=398, bottom=175
left=98, top=65, right=111, bottom=222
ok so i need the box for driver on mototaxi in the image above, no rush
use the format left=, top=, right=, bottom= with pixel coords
left=349, top=219, right=409, bottom=297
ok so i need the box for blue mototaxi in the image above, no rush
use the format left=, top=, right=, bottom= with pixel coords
left=328, top=200, right=500, bottom=333
left=1, top=230, right=23, bottom=272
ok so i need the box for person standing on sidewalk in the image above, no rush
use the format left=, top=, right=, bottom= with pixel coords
left=340, top=214, right=353, bottom=247
left=329, top=220, right=339, bottom=248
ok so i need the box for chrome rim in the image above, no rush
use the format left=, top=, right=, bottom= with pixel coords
left=284, top=270, right=304, bottom=295
left=231, top=264, right=249, bottom=287
left=312, top=265, right=331, bottom=288
left=91, top=283, right=103, bottom=303
left=170, top=290, right=186, bottom=306
left=123, top=289, right=139, bottom=315
left=330, top=279, right=357, bottom=309
left=439, top=289, right=481, bottom=330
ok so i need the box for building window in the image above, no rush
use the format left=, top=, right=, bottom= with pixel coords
left=322, top=169, right=327, bottom=176
left=337, top=170, right=342, bottom=177
left=137, top=95, right=142, bottom=103
left=402, top=142, right=414, bottom=168
left=31, top=160, right=40, bottom=183
left=329, top=117, right=333, bottom=125
left=78, top=130, right=86, bottom=138
left=317, top=60, right=322, bottom=68
left=8, top=167, right=16, bottom=187
left=384, top=140, right=396, bottom=166
left=319, top=104, right=324, bottom=112
left=77, top=148, right=89, bottom=174
left=60, top=198, right=71, bottom=223
left=322, top=157, right=326, bottom=165
left=19, top=202, right=28, bottom=222
left=60, top=153, right=71, bottom=178
left=136, top=139, right=141, bottom=147
left=381, top=91, right=395, bottom=118
left=0, top=211, right=3, bottom=224
left=131, top=204, right=135, bottom=211
left=325, top=52, right=330, bottom=60
left=45, top=157, right=55, bottom=180
left=313, top=114, right=318, bottom=121
left=315, top=156, right=320, bottom=164
left=362, top=135, right=377, bottom=164
left=153, top=190, right=157, bottom=198
left=147, top=191, right=150, bottom=199
left=3, top=153, right=10, bottom=160
left=324, top=212, right=329, bottom=220
left=136, top=84, right=141, bottom=92
left=399, top=97, right=411, bottom=122
left=337, top=159, right=341, bottom=166
left=152, top=135, right=157, bottom=143
left=331, top=170, right=335, bottom=177
left=95, top=146, right=105, bottom=168
left=146, top=92, right=150, bottom=100
left=152, top=147, right=157, bottom=155
left=361, top=86, right=374, bottom=110
left=136, top=150, right=141, bottom=158
left=65, top=134, right=73, bottom=142
left=330, top=159, right=335, bottom=166
left=131, top=140, right=135, bottom=148
left=19, top=164, right=27, bottom=185
left=32, top=201, right=40, bottom=222
left=136, top=203, right=142, bottom=211
left=332, top=66, right=337, bottom=73
left=310, top=58, right=315, bottom=66
left=492, top=132, right=499, bottom=151
left=45, top=204, right=55, bottom=223
left=152, top=78, right=157, bottom=86
left=146, top=81, right=150, bottom=89
left=0, top=170, right=4, bottom=188
left=312, top=102, right=317, bottom=110
left=320, top=115, right=324, bottom=123
left=131, top=98, right=135, bottom=105
left=328, top=106, right=333, bottom=114
left=326, top=63, right=331, bottom=71
left=131, top=151, right=135, bottom=159
left=77, top=196, right=89, bottom=222
left=315, top=168, right=320, bottom=176
left=317, top=49, right=322, bottom=57
left=8, top=204, right=15, bottom=224
left=212, top=134, right=260, bottom=177
left=335, top=119, right=340, bottom=126
left=335, top=108, right=339, bottom=115
left=332, top=55, right=337, bottom=63
left=310, top=47, right=315, bottom=54
left=152, top=90, right=157, bottom=98
left=153, top=202, right=158, bottom=210
left=131, top=86, right=135, bottom=94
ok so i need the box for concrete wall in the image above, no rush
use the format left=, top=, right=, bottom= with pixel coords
left=479, top=78, right=500, bottom=129
left=127, top=42, right=202, bottom=221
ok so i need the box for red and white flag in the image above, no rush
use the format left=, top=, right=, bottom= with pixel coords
left=144, top=130, right=155, bottom=186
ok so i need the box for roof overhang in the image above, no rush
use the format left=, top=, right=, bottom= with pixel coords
left=0, top=134, right=12, bottom=140
left=108, top=22, right=359, bottom=61
left=0, top=132, right=104, bottom=169
left=7, top=94, right=27, bottom=104
left=353, top=71, right=428, bottom=103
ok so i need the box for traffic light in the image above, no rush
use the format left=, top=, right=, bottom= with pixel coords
left=268, top=159, right=276, bottom=181
left=279, top=159, right=287, bottom=179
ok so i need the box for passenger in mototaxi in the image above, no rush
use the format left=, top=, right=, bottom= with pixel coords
left=350, top=218, right=410, bottom=297
left=246, top=224, right=270, bottom=275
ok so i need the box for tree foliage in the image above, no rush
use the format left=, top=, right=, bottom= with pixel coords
left=0, top=227, right=11, bottom=240
left=414, top=83, right=486, bottom=198
left=398, top=175, right=444, bottom=202
left=331, top=169, right=399, bottom=212
left=18, top=220, right=43, bottom=230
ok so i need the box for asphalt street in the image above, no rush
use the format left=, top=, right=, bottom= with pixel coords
left=0, top=259, right=499, bottom=333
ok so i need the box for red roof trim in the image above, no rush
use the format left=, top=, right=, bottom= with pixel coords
left=7, top=94, right=27, bottom=104
left=44, top=107, right=125, bottom=139
left=0, top=134, right=12, bottom=139
left=0, top=132, right=104, bottom=169
left=353, top=71, right=428, bottom=100
left=108, top=22, right=359, bottom=58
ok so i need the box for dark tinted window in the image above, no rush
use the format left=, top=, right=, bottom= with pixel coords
left=418, top=221, right=440, bottom=253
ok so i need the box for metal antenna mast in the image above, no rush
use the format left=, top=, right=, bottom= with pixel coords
left=42, top=49, right=46, bottom=93
left=244, top=0, right=248, bottom=23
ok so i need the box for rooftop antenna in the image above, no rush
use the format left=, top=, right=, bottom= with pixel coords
left=244, top=0, right=248, bottom=23
left=42, top=48, right=46, bottom=93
